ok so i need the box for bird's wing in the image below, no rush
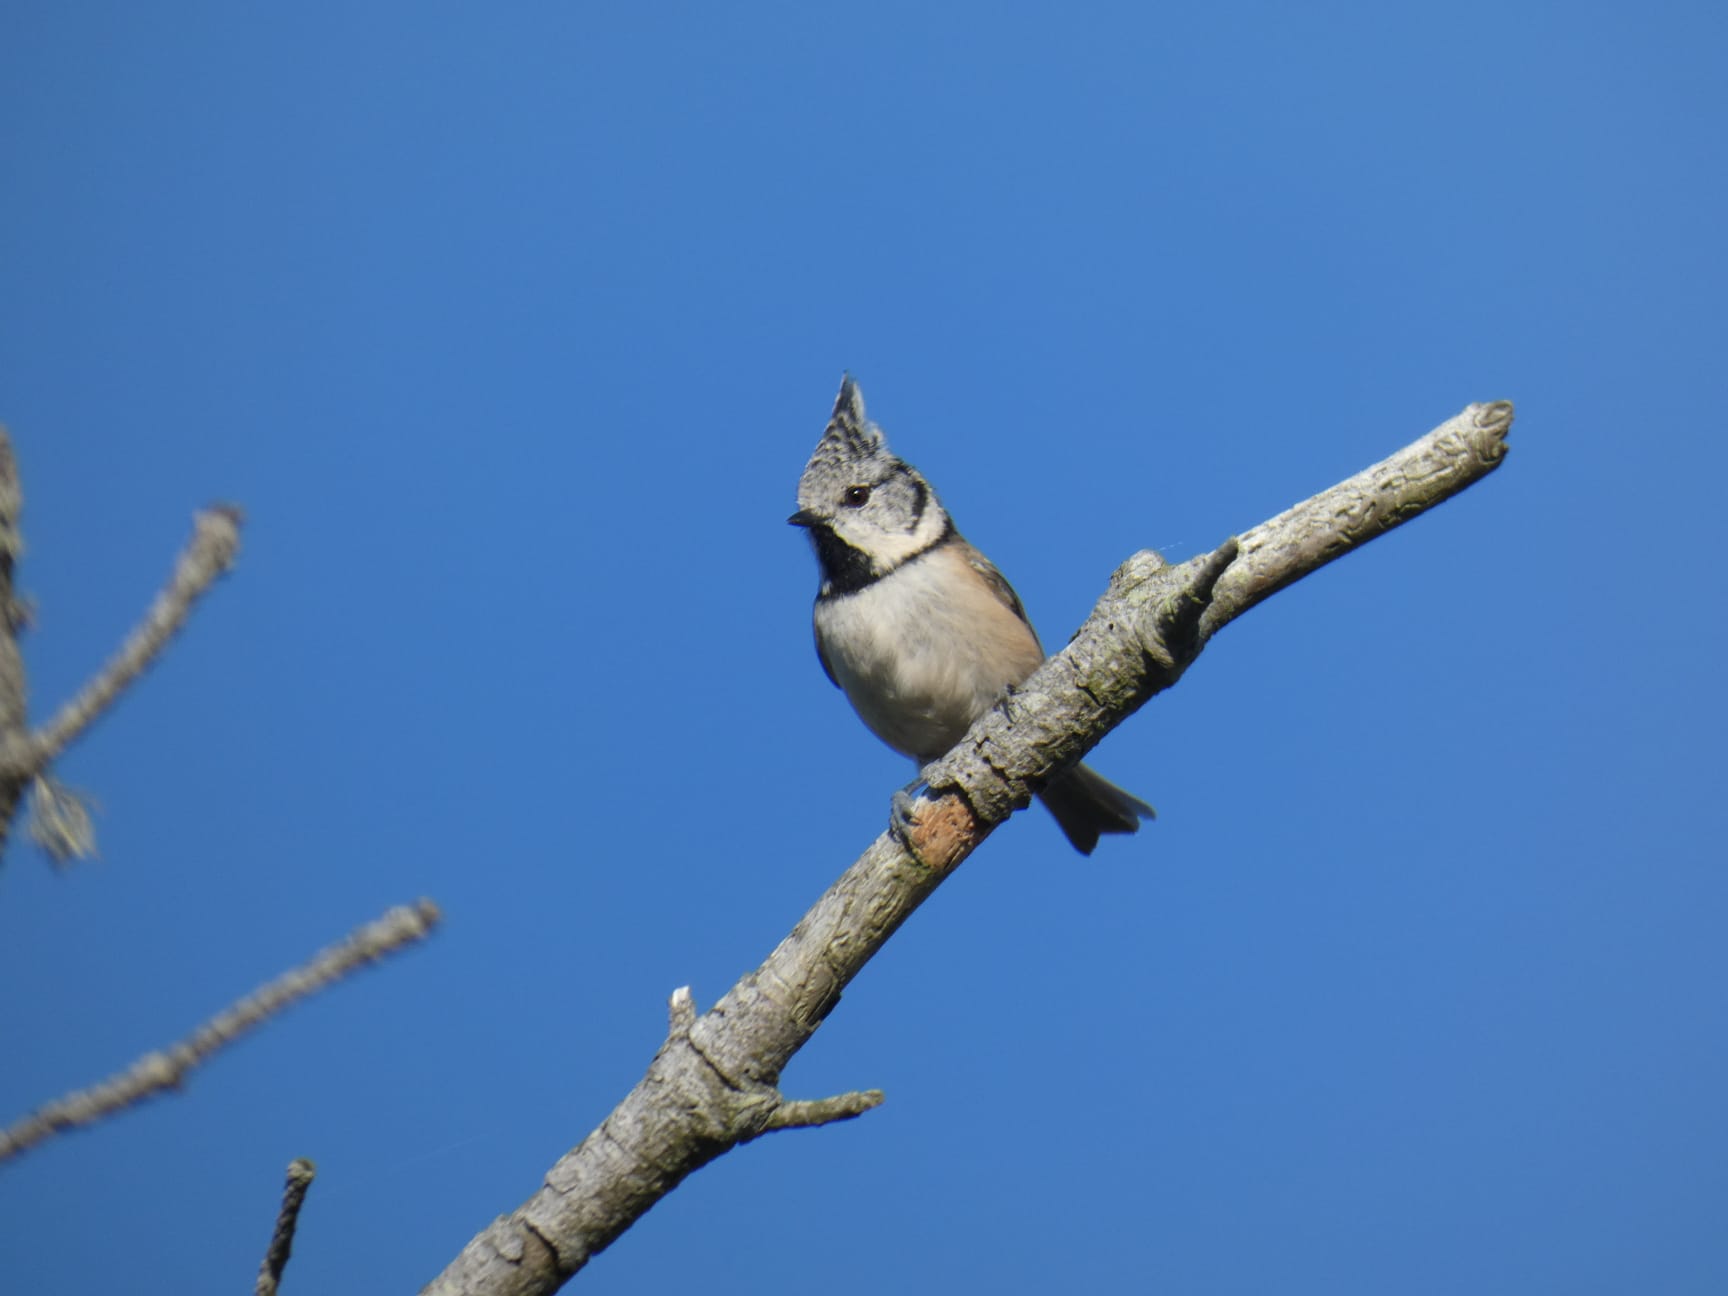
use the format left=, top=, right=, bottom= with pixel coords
left=813, top=622, right=840, bottom=689
left=958, top=537, right=1043, bottom=651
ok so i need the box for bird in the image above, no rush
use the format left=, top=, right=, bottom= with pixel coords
left=789, top=376, right=1154, bottom=854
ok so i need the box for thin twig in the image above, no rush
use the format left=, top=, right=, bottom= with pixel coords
left=760, top=1091, right=885, bottom=1132
left=256, top=1158, right=317, bottom=1296
left=0, top=430, right=29, bottom=854
left=1, top=506, right=244, bottom=784
left=0, top=899, right=442, bottom=1164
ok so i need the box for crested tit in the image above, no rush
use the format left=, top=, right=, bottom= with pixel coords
left=790, top=377, right=1154, bottom=854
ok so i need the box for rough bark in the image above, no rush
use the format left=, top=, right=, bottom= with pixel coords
left=423, top=402, right=1513, bottom=1295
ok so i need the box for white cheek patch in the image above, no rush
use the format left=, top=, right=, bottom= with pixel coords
left=855, top=505, right=949, bottom=572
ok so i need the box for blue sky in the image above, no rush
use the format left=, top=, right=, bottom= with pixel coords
left=1, top=3, right=1724, bottom=1292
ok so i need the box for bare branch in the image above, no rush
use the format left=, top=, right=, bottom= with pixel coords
left=0, top=440, right=244, bottom=862
left=920, top=401, right=1512, bottom=834
left=0, top=506, right=244, bottom=787
left=760, top=1091, right=885, bottom=1133
left=256, top=1158, right=317, bottom=1296
left=1198, top=400, right=1513, bottom=640
left=0, top=899, right=441, bottom=1164
left=0, top=430, right=29, bottom=851
left=424, top=404, right=1511, bottom=1296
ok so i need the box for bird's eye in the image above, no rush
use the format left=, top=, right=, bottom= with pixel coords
left=843, top=484, right=872, bottom=508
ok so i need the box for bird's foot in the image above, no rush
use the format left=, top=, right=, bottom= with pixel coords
left=890, top=779, right=930, bottom=841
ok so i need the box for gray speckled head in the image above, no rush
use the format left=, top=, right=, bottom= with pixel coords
left=796, top=376, right=884, bottom=503
left=792, top=376, right=951, bottom=588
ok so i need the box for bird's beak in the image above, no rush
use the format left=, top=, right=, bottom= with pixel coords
left=787, top=509, right=820, bottom=527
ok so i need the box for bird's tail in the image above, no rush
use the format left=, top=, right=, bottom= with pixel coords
left=1037, top=764, right=1156, bottom=855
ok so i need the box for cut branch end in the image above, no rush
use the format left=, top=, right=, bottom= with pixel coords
left=667, top=986, right=697, bottom=1038
left=256, top=1157, right=318, bottom=1296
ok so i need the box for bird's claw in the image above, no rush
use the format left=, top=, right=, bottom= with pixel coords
left=890, top=779, right=930, bottom=839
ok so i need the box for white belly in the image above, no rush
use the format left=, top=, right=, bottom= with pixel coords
left=813, top=550, right=1044, bottom=762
